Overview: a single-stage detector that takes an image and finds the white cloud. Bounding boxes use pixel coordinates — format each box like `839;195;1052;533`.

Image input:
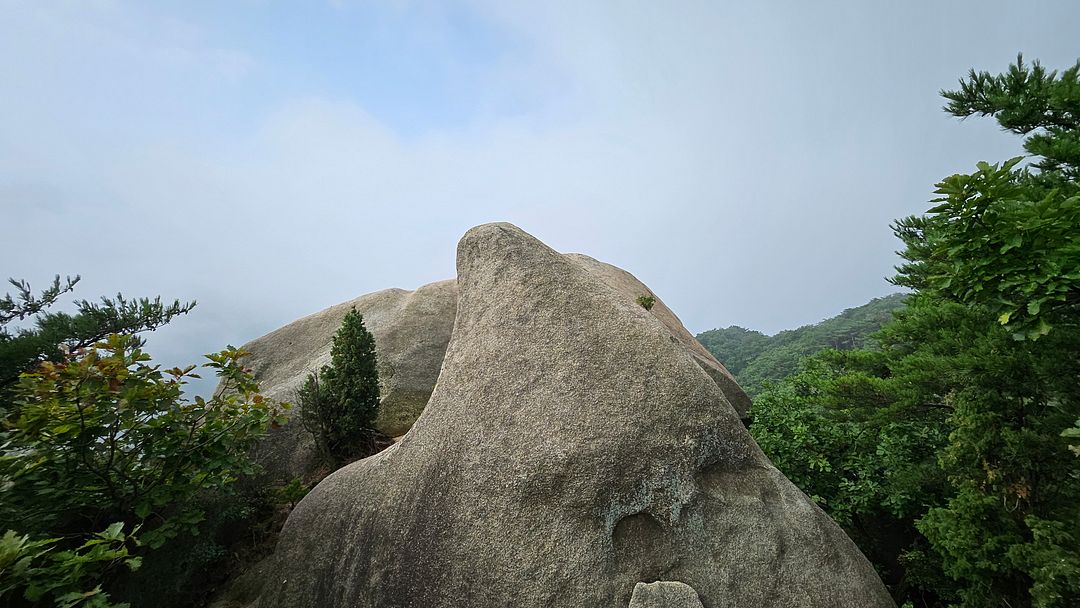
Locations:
4;0;1078;396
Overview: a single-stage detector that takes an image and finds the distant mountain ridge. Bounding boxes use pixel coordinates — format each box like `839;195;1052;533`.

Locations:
697;293;908;397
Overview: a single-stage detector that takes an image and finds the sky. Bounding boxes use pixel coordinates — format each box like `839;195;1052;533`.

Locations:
3;1;1079;396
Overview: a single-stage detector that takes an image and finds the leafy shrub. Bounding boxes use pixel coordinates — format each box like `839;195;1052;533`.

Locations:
110;483;281;608
752;55;1080;608
0;275;193;397
0;523;140;608
0;277;288;606
893;55;1080;339
0;335;288;548
275;478;311;509
635;295;655;310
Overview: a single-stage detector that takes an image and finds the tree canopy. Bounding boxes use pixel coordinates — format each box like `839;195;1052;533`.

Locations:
696;293;906;396
0;278;284;607
0;275;194;397
748;55;1080;608
893;55;1080;339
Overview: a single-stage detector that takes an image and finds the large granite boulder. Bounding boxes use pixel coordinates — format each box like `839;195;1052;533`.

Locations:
253;223;893;607
237;247;749;483
568;254;750;419
232;279;457;479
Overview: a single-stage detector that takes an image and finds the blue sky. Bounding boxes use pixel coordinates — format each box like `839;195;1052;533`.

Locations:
143;2;526;133
3;1;1079;395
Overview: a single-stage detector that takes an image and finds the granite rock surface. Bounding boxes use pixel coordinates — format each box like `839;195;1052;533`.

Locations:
226;279;456;479
252;223;894;608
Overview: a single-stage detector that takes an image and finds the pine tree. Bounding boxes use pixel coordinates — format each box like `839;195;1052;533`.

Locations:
298;307;381;465
893;54;1080;339
1;275;195;408
748;56;1080;608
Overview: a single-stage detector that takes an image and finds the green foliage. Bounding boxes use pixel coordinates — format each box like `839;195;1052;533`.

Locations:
274;478;311;509
892;157;1080;339
752;343;950;523
635;295;655;310
0;276;287;606
752;298;1080;606
110;484;281;608
0;335;288;548
0;523;140;608
941;54;1080;180
750;301;959;604
894;55;1080;339
695;325;771;378
909;316;1080;607
697;293;906;395
0;278;292;606
1009;517;1080;606
0;276;195;398
0;276;79;325
1064;420;1080;456
749;55;1080;608
297;307;380;465
892;58;1080;605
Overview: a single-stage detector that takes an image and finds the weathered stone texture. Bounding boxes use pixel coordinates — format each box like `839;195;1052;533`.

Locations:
627;581;704;608
252;223;894;608
225;279;456;479
237;245;750;482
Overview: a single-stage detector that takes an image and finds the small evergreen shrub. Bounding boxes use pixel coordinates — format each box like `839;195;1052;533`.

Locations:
297;308;381;465
275;478;310;509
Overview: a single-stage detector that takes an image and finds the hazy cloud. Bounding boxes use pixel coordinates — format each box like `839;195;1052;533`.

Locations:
2;1;1078;395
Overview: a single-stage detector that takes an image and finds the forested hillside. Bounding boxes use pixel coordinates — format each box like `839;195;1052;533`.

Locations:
716;57;1080;608
697;293;907;395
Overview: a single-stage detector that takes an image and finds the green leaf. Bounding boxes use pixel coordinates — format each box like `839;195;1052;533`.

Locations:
1031;317;1053;338
1000;234;1023;253
134;502;151;520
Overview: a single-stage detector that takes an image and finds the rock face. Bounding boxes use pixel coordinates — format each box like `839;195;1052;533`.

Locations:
232;279;457;479
568;254;751;419
238;246;749;482
254;223;893;608
628;581;704;608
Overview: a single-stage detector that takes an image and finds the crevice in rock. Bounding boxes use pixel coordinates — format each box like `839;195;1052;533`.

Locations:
612;512;680;604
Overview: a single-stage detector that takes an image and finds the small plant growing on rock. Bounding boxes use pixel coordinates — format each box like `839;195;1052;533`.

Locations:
636;295;656;311
274;478;310;509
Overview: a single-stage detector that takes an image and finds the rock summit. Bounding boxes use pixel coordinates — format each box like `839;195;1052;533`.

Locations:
247;223;893;607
